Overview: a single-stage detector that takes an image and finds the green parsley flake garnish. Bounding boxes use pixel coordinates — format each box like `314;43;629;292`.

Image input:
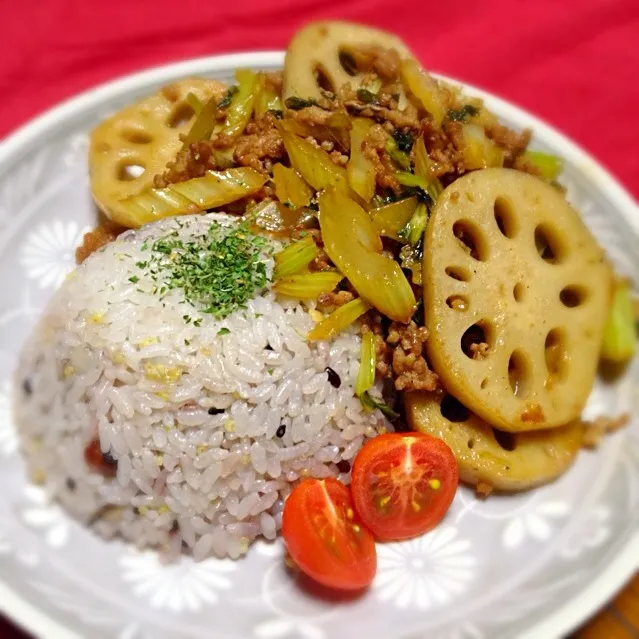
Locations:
146;222;267;322
128;276;139;284
217;328;231;335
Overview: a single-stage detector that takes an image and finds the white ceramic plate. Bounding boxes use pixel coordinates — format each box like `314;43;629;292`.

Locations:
0;52;638;639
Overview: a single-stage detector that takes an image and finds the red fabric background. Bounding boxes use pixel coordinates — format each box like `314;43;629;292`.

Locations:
0;1;637;637
1;0;638;197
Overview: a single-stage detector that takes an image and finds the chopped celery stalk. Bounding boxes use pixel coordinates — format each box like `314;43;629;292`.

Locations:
359;391;399;419
400;59;447;127
222;69;258;138
461;123;504;170
399;202;428;247
282;111;351;152
273;236;318;280
170;168;264;207
248;199;285;232
363;77;383;94
118;168;266;228
254;73;284;116
370;197;418;240
278;122;351;194
319;189;416;322
355;331;376;396
396;171;431;192
186;92;204;114
211;148;235;170
384;138;411;169
272;163;313;209
347;118;376;203
307;297;371;341
273;272;343;300
601;280;637;363
181;94;219;148
522;150;563;181
414;136;444;201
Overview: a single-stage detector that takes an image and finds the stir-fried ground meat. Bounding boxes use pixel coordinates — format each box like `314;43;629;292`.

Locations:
581;414;629;449
513;154;543;178
157;113;282;186
234;114;285;172
290;105;336;127
311;249;332;271
363;317;439;392
349;45;402;81
363;124;401;191
484;122;531;166
155;141;220;187
387;321;439;391
263;71;284;94
346;100;421;130
76;220;125;263
317;290;355;311
421;120;465;177
329;150;349;167
475;481;494;499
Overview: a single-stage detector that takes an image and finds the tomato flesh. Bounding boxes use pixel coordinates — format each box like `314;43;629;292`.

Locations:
351;433;458;541
282;478;377;590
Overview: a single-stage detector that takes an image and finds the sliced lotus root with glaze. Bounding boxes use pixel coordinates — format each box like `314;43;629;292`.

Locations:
424;168;612;431
89;78;227;227
283;21;414;103
404;391;582;492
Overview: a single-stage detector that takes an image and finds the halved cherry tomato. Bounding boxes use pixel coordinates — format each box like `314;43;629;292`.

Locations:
351;433;458;541
282;477;377;590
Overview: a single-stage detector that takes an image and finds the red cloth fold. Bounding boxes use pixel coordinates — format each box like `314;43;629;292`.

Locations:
1;0;637;195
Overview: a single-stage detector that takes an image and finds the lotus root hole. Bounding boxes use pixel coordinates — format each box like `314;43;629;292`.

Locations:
445;265;471;282
117;162;146;181
461;322;492;359
168;102;195;129
545;328;568;381
440;395;470;423
314;65;335;93
446;295;469;311
513;282;526;303
122;129;153;145
493;197;518;238
560;285;587;308
453;220;489;261
492;428;517;451
338;50;358;76
507;350;531;397
534;224;566;264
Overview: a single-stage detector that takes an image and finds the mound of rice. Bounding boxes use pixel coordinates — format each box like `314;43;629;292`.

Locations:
14;213;388;559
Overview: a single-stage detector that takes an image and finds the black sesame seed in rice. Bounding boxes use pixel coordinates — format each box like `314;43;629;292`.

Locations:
336;460;351;473
324;367;341;388
22;378;33;396
208;407;225;415
66;478;76;491
102;450;117;465
276;424;286;438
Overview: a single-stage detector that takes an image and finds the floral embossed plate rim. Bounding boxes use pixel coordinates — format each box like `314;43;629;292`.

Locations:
0;52;637;639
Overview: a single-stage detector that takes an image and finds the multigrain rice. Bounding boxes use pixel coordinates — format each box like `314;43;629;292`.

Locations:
14;214;389;560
